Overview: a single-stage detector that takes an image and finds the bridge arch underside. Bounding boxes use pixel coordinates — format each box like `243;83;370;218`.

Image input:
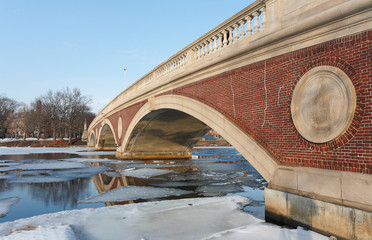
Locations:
118;95;277;182
97;124;116;151
121;109;211;160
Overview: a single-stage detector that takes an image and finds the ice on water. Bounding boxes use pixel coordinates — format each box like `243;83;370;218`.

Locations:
15;161;88;171
0;196;328;240
0;225;77;240
197;184;244;196
79;185;193;203
0;197;19;218
120;168;174;179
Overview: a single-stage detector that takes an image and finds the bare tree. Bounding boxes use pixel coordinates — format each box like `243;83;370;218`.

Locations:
61;88;92;143
0;95;19;138
39;90;64;142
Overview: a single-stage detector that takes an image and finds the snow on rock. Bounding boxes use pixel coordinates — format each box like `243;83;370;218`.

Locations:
79;186;193;203
0;196;328;240
0;197;20;218
120;168;174;179
0;225;76;240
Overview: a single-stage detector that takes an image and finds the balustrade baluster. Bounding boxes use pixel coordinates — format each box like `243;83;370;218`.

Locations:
213;36;218;52
261;7;266;31
239;20;246;38
253;12;260;33
233;24;239;43
228;27;233;45
206;40;211;55
196;46;200;59
223;30;228;47
246;16;252;37
218;33;223;49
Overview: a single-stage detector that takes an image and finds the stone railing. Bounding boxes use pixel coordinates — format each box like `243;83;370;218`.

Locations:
130;0;266;91
192;5;266;61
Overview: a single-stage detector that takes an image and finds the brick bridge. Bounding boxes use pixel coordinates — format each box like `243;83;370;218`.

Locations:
88;0;372;238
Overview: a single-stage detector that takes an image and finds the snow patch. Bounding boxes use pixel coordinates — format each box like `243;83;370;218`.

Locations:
202;224;327;240
0;225;76;240
0;196;328;240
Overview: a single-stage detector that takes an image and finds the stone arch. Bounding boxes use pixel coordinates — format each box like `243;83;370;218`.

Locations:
97;119;117;151
118;95;278;182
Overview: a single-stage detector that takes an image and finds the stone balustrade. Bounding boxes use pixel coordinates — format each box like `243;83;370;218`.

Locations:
193;7;265;60
133;0;266;90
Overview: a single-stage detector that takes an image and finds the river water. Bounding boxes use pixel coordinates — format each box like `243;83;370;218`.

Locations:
0;146;266;223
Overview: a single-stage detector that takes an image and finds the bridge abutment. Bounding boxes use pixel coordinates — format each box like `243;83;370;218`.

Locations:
264;188;372;240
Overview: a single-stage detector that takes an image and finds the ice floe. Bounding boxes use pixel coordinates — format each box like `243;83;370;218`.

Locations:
6;176;72;184
196;185;244;196
0;196;327;240
0;225;77;240
14;161;89;171
0;197;20;218
79;185;193;203
120;168;174;179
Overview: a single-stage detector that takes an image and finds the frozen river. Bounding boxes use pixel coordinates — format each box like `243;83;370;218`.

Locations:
0;146;327;239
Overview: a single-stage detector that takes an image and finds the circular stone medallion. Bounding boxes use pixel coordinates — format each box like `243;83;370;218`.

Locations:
291;66;356;143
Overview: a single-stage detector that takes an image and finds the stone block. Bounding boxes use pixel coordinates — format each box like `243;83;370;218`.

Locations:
264;188;287;218
287;193;313;227
311;200;354;240
355;209;372;240
342;172;372;207
271;168;298;191
297;169;341;200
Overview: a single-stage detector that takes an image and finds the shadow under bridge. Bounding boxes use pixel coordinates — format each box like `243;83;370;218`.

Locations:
118;109;211;159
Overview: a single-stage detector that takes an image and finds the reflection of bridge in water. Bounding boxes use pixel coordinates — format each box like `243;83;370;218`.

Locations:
89;150;265;207
90;161;199;206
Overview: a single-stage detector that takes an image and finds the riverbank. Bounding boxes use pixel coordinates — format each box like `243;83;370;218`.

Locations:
0;138;230;148
0;138;86;148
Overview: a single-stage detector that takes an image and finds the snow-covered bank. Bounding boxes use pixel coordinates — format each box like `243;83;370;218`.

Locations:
0;147;112;156
0;196;327;240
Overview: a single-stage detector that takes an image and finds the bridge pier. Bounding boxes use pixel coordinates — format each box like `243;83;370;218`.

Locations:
116;150;192;160
264;188;372;240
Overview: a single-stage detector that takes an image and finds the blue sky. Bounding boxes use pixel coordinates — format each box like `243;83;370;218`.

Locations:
0;0;254;113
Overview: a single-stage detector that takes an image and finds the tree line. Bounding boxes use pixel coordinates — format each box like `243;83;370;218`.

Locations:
0;88;95;143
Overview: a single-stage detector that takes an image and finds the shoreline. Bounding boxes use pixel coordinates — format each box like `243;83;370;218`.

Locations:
0;139;231;148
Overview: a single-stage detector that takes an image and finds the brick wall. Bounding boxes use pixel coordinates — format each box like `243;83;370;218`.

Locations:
166;30;372;174
100;30;371;174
